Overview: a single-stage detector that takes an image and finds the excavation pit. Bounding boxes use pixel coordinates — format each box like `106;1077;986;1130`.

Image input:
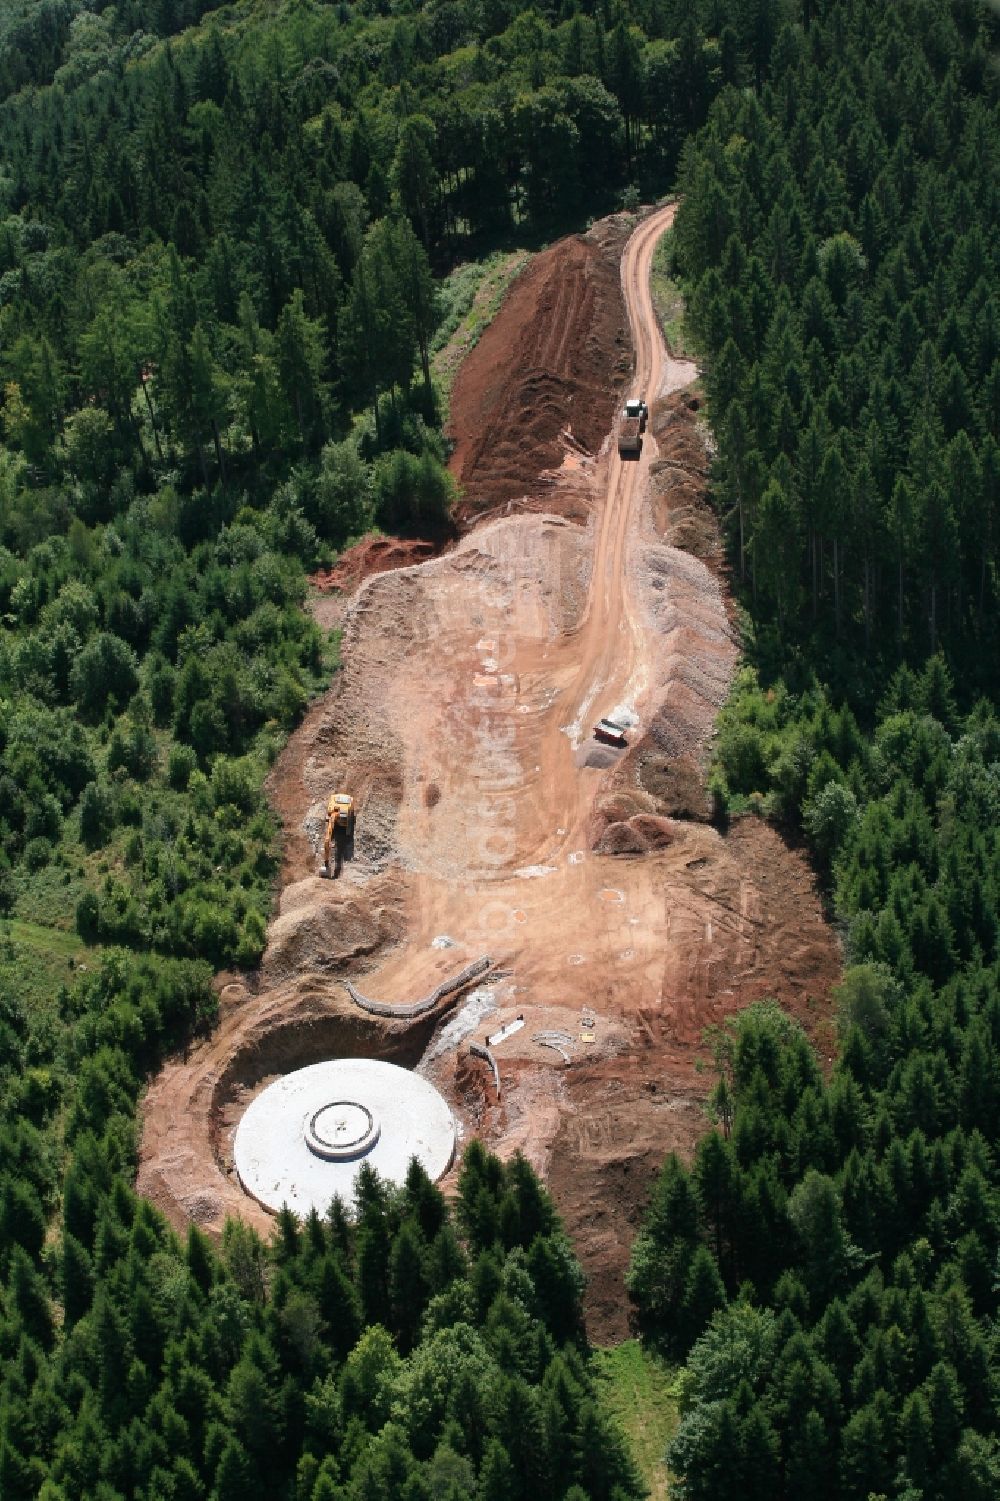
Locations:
234;1058;456;1217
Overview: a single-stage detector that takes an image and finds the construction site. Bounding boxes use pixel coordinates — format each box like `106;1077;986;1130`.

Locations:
138;204;841;1343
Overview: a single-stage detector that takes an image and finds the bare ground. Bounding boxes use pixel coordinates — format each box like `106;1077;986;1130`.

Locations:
448;217;633;519
138;207;841;1344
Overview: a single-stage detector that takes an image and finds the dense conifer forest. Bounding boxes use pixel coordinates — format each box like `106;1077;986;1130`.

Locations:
627;2;1000;1497
0;0;997;1496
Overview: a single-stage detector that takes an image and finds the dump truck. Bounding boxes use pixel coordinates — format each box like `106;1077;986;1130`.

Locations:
322;792;356;878
593;718;628;748
617;396;647;457
618;417;642;457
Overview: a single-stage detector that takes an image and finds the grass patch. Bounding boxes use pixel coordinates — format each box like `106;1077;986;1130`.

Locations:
12;858;86;929
2;919;83;958
0;917;95;1014
431;248;531;408
591;1340;678;1500
322;625;343;673
650;231;694;360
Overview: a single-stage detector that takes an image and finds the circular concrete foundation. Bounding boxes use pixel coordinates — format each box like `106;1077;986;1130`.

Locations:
234;1059;456;1217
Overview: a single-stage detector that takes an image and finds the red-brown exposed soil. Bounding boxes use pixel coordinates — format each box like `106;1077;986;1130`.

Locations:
448;219;632;518
311;535;439;593
138;207;841;1347
544;816;838;1339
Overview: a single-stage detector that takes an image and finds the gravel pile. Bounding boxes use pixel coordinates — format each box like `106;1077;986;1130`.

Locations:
635;541;737;761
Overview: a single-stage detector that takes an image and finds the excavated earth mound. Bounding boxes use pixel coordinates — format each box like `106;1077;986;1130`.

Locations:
312;536;438;594
648;389;726;573
448;220;632;515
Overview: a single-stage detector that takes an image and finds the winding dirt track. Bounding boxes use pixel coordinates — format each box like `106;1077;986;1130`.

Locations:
139;208;839;1335
553;207;693;840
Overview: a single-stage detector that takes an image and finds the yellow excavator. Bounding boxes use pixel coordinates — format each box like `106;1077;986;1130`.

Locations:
322;792;356;878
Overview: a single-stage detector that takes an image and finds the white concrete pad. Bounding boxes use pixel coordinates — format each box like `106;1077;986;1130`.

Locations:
234;1058;456;1218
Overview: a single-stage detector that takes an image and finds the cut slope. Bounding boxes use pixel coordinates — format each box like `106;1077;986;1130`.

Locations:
448;222;632;513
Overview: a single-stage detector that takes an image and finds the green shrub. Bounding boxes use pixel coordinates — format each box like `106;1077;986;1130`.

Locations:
25;793;62;842
167;744;197;792
107;720;157;782
145;655;176;727
117;785;142;827
236;909;267;968
76;890;100;941
211;758;259;815
717;723;769;795
708;771;729;825
373;448;455;533
69;631;140;719
79;781;115;850
23;836;52;871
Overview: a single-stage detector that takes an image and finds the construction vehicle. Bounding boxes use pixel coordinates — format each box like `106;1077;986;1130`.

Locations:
322;793;356;878
617;396;647;458
593;718;628;748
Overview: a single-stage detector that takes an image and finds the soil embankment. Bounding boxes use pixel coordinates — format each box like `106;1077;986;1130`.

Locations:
138;207;840;1343
448;219;632;518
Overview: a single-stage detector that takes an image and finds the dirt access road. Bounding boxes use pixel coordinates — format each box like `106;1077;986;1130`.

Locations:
139;206;840;1340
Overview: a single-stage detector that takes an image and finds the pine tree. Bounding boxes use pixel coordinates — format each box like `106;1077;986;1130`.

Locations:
391;116;437;249
186;1224;214;1294
389;1219;430;1351
0;1178;45;1265
839;1396;893;1501
276;290;327;452
212;1438;254;1501
680;1246;726;1349
8;1245;53;1349
60;1231;94;1328
900;1388;934;1493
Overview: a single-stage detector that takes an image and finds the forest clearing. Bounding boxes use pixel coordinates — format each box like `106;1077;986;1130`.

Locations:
138;204;841;1341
